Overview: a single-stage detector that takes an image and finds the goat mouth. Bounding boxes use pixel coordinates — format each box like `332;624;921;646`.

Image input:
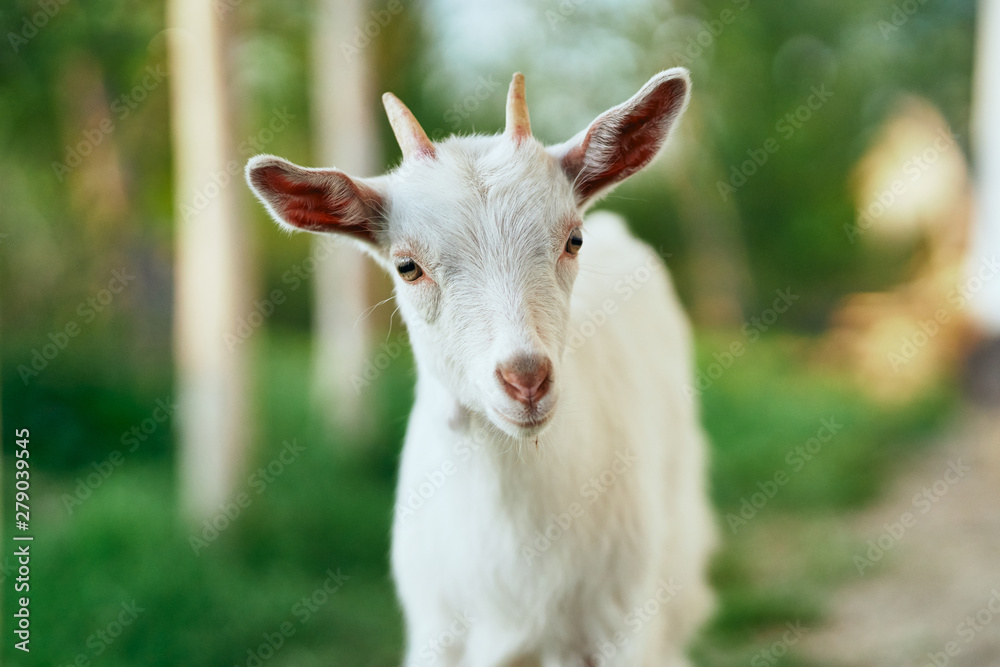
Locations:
490;406;554;434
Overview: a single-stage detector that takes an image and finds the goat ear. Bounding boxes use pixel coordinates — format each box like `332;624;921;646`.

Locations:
550;68;691;207
245;154;385;246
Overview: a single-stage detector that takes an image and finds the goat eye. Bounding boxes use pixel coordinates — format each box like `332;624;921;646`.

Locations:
395;257;424;282
565;228;583;256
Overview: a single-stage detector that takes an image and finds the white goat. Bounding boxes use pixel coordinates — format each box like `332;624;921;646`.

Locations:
246;69;715;667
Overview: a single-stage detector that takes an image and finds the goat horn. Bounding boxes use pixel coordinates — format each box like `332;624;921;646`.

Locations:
505;72;531;143
382;92;436;161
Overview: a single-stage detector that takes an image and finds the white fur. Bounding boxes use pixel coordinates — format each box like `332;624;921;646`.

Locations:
246;69;715;666
391;205;715;666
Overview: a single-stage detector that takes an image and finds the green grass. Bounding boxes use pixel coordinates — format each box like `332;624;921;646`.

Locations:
3;329;955;666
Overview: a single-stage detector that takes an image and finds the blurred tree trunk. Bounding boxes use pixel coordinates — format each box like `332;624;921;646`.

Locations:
310;0;380;440
966;0;1000;402
168;0;252;517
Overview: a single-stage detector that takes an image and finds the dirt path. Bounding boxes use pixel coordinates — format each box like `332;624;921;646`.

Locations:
801;407;1000;666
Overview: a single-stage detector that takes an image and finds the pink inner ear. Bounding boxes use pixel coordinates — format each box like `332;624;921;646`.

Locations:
253;165;377;241
570;76;687;203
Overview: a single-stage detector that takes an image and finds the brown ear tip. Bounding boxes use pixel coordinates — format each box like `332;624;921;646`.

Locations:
666;76;688;93
652;70;691;109
246;158;271;184
662;69;691;91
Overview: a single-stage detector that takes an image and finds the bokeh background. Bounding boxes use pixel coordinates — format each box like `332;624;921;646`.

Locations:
3;0;999;665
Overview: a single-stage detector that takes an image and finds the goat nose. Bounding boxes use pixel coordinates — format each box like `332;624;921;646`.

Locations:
498;355;552;404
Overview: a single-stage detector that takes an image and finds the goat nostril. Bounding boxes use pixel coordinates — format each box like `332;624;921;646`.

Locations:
497;356;552;404
501;370;544;397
